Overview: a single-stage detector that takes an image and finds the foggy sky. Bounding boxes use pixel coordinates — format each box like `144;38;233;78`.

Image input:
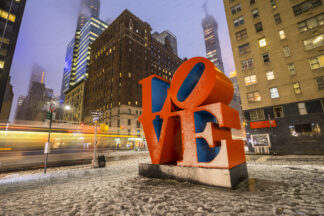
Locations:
9;0;235;121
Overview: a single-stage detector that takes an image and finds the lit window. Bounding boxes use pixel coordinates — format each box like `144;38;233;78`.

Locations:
255;22;263;32
278;30;286;40
128;101;131;105
241;58;254;70
273;106;284;118
247;91;261;103
244;75;257;86
266;70;275;80
293;82;302;94
233;16;244;27
128;72;131;78
303;34;324;50
315;76;324;89
309;55;324;70
270;0;277;9
298;103;307;115
262;53;270;63
274;13;281;24
250;109;265;121
119;72;122;77
270;87;279;98
0;60;4;69
288;63;296;75
135;101;138;105
283;46;291;57
251;9;259;18
259;38;266;47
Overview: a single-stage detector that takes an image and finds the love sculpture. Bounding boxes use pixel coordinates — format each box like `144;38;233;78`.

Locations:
138;57;248;188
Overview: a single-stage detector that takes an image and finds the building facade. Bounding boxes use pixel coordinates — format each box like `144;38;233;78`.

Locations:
202;3;224;72
60;0;102;102
0;0;26;111
0;76;13;122
83;10;183;141
152;30;178;55
224;0;324;154
62;17;107;123
63;80;85;123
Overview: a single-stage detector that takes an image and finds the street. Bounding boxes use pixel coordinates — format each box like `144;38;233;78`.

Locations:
0;156;323;215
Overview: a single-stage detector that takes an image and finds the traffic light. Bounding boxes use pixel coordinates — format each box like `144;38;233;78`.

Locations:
46;111;52;120
100;124;109;132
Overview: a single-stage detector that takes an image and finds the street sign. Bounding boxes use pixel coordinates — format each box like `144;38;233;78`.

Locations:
93;117;99;122
46;111;52;120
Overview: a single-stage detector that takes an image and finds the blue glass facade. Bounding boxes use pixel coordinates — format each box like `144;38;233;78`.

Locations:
60;38;75;100
73;16;108;85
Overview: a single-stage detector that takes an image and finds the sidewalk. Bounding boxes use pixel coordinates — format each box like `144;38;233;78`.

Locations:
246;154;324;165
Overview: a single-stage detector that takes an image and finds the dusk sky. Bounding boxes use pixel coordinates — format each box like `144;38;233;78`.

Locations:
9;0;235;121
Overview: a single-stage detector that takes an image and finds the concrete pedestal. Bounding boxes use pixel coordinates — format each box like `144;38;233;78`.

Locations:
139;163;248;188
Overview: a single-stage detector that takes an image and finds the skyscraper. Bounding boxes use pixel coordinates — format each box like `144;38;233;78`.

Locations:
63;17;107;123
223;0;324;154
29;63;45;90
202;2;224;72
60;0;101;102
0;0;26;111
152;30;178;55
76;0;100;30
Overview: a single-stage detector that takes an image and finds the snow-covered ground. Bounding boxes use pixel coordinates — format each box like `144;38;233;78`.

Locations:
0;157;324;215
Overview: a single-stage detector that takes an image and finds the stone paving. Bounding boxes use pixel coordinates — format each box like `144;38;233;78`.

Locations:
0;157;323;215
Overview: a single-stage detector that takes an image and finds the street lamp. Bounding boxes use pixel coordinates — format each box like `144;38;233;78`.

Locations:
64;105;71;110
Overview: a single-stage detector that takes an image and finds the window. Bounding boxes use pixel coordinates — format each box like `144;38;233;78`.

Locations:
241;58;254;70
293;0;322;16
250;109;265;121
244;75;257;86
303;34;324;50
274;13;281;24
0;37;10;44
315;76;324;89
234;16;244;27
229;0;235;3
262;53;270;63
117;119;120;127
235;29;248;41
288;63;296;75
309;55;324;69
321;100;324;111
0;60;4;69
293;82;302;94
255;22;263;32
231;4;242;14
297;13;324;32
270;0;277;9
252;9;259;18
128;109;131;114
250;0;256;5
238;43;250;55
259;38;266;47
247;91;261;102
278;30;286;40
283;46;291;57
270;87;279;98
298;102;307;115
0;9;16;22
273;106;284;118
295;124;312;132
128;119;131;125
266;70;275;80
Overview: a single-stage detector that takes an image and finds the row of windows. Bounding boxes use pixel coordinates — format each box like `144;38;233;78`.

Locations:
230;0;277;9
0;9;16;22
247;77;324;103
250;100;324;121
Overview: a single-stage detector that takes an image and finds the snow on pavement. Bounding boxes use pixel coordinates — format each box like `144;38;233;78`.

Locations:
0;158;324;215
